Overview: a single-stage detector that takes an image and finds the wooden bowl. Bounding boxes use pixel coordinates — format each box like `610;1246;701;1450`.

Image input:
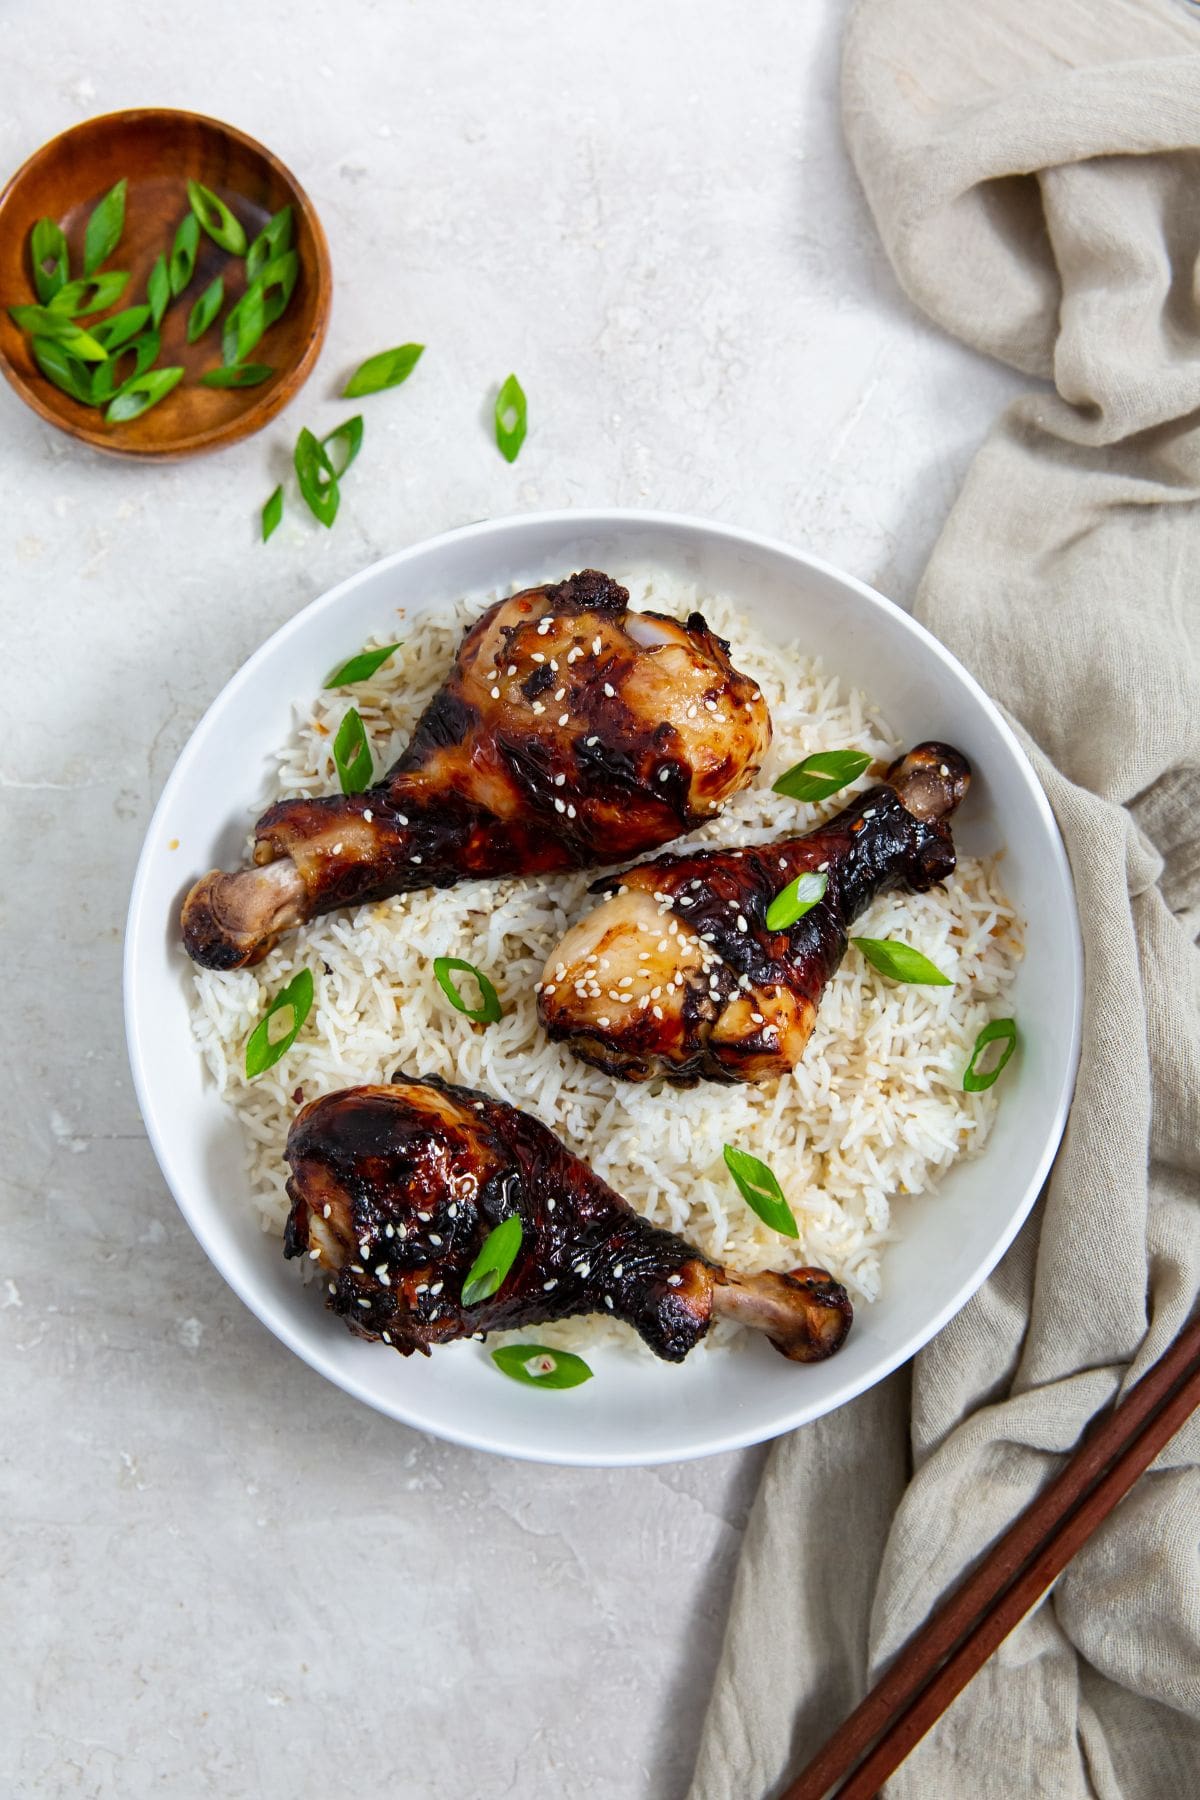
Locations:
0;109;332;459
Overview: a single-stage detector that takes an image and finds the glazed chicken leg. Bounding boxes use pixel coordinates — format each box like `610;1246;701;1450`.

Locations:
284;1077;852;1364
182;570;771;969
538;742;970;1084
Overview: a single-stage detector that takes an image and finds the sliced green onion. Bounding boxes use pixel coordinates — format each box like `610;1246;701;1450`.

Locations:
491;1344;593;1389
90;305;151;351
104;366;184;424
257;249;299;326
333;706;373;793
187;179;247;255
433;956;502;1024
494;373;527;462
852;937;951;986
186;274;224;343
324;643;401;687
82;178;127;276
9;306;108;360
221;251;298;365
246;204;294;284
461;1216;523;1308
294;426;340;527
90;330;161;405
30;218;68;304
30;337;93;403
146;253;171;327
772;749;873;804
200;363;274;388
765;869;828;932
321;414;363;478
168;213;200;297
963;1018;1018;1092
343;342;424;398
244;968;314;1078
261;484;283;542
48;272;129;317
722;1144;799;1238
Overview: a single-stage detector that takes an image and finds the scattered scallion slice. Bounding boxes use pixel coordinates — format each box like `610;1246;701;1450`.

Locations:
9;306;108;360
461;1216;523;1307
186;179;247;255
332;706;373;793
495;372;527;462
963;1018;1018;1092
200;363;274;388
48;272;129;316
772;749;873;804
90;330;161;405
261;484;283;542
294;426;340;527
722;1144;799;1238
244;968;314;1078
168;213;200;297
146;253;171;326
186;274;224;344
104;366;184;424
343;342;424;398
491;1344;593;1389
433;956;503;1024
221;281;266;367
851;937;951;986
82;178;127;276
31;337;92;403
90;305;152;351
30;218;68;304
257;249;299;326
324;643;401;687
246;204;294;284
765;869;828;932
321;414;363;478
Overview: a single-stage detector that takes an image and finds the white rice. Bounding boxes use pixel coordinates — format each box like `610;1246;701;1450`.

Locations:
189;580;1022;1356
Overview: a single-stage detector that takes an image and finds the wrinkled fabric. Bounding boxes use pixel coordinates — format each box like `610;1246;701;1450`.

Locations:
690;3;1200;1795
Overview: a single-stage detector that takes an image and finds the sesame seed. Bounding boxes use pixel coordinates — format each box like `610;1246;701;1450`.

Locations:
447;1203;458;1218
350;1263;364;1275
549;659;559;672
659;768;670;782
384;1222;394;1236
491;686;501;699
415;1282;428;1294
363;809;374;823
543;984;556;996
507;664;517;676
554;798;566;812
940;763;950;776
603;683;616;698
613;1263;624;1277
592;635;602;654
532;652;545;663
652;1005;664;1019
532;701;545;714
327;1282;336;1294
356;1299;371;1309
308;1248;321;1261
605;1295;614;1309
574;1261;591;1278
543;1279;558;1291
377;1267;391;1286
558;713;569;726
429;1234;443;1247
538;619;552;635
397;813;409;825
667;1273;682;1287
566;804;576;818
382;1331;392;1344
411;853;422;864
818;861;829;872
863;808;876;819
323;1204;332;1219
430;1281;443;1295
554;772;566;787
555;687;566;700
597;1015;611;1027
737;914;748;932
585;735;599;746
331;842;343;855
417;1212;431;1221
548;1198;556;1212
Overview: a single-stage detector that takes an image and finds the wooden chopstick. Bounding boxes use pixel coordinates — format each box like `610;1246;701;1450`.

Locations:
779;1309;1200;1800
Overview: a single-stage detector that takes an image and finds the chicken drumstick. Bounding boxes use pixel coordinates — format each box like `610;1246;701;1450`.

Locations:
537;742;970;1084
182;570;771;969
284;1077;852;1364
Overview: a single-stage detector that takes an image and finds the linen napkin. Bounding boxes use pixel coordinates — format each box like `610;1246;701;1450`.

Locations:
689;3;1200;1795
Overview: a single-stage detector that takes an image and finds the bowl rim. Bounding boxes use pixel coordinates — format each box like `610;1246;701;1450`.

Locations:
0;106;332;460
124;508;1083;1465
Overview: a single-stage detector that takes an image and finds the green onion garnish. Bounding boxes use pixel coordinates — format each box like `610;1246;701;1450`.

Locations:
491;1344;593;1389
186;179;247;255
169;213;200;297
261;485;283;542
48;271;129;317
494;372;527;462
221;282;266;367
461;1216;523;1307
294;426;340;527
333;706;373;793
321;415;364;479
90;305;152;352
258;249;299;326
772;749;873;804
246;205;294;284
30;337;92;403
186;275;225;344
963;1018;1017;1092
30;218;68;304
9;306;108;360
343;343;424;398
852;937;951;986
433;956;503;1024
146;253;171;326
104;366;184;424
82;178;127;276
722;1145;799;1238
324;643;401;687
200;363;274;389
765;869;828;932
244;968;314;1078
90;330;161;405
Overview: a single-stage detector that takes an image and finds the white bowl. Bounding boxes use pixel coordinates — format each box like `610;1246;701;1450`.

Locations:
124;510;1082;1467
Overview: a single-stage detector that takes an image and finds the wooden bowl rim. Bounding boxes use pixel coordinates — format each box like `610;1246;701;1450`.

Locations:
0;106;332;460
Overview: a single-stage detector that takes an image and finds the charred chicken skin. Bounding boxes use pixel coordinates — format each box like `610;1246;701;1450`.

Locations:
284;1077;852;1364
182;570;771;970
538;743;970;1085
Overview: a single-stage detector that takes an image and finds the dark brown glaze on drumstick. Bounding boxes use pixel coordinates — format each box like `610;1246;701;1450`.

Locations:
283;1077;852;1364
537;743;970;1085
181;570;771;969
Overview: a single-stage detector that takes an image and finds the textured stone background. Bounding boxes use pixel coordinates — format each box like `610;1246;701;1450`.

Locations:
0;4;1024;1795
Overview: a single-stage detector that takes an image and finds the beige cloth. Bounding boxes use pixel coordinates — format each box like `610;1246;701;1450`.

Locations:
689;3;1200;1796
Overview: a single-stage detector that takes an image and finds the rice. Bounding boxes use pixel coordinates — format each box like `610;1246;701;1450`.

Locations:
189;578;1022;1357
